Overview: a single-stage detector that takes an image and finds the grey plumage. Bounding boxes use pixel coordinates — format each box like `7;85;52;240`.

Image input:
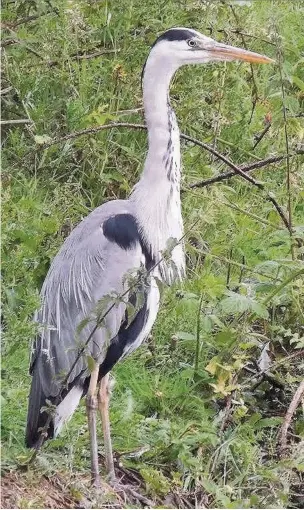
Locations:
26;200;157;446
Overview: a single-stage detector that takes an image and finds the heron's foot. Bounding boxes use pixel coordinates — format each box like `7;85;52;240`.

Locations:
105;468;116;485
109;479;153;507
91;473;101;488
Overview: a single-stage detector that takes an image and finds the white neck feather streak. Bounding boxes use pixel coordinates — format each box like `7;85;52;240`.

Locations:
130;45;185;282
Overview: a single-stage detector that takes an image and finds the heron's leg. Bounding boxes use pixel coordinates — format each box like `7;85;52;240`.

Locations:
86;365;100;487
98;373;115;481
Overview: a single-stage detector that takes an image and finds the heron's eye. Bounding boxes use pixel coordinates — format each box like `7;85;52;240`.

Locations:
187;39;197;48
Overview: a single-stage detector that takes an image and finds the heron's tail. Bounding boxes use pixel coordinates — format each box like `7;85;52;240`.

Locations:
25;367;83;448
25;366;54;448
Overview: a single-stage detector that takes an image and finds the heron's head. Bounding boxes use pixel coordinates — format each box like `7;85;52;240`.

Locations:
148;27;273;69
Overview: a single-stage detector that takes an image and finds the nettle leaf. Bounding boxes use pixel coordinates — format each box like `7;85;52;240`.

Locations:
205;356;220;375
214;328;237;347
86;355;96;374
220;292;251;314
292;75;304;92
290;334;304;349
125;302;136;327
140;468;170;497
220;291;269;318
251;301;269;319
76;316;92;336
254;417;283;430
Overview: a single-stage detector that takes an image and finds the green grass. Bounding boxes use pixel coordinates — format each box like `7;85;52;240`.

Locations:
2;0;304;508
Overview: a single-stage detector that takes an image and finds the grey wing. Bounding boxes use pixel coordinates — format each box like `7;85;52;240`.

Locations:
30;200;145;398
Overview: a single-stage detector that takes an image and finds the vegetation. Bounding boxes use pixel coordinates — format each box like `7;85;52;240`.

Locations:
2;0;304;507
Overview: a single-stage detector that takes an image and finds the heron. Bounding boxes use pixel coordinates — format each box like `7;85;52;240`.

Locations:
26;27;272;486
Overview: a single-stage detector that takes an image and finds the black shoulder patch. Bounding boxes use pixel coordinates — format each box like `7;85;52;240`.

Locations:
103;213;140;250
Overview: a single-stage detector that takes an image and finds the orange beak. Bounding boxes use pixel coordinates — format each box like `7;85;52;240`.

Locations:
207;42;274;64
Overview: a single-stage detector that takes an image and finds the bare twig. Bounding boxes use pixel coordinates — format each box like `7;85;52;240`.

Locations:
214;28;275;46
226;248;233;288
212;62;227;159
0;37;17;47
219;392;234;433
115;107;144;116
4;9;58;29
279;380;304;453
40;121;236;172
41;122;146;148
275;30;295;259
46;48;119;67
188;150;304;188
194;293;204;375
252;122;271;149
0;118;33;125
182;134;293;236
0;86;13;95
1;28;44;59
228;3;259;124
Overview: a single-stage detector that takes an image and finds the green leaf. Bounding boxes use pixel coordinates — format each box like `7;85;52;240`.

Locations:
292;75;304;91
251;301;269;319
175;331;195;341
86;355;96;374
140;468;170;497
254;417;283;430
220;291;251;314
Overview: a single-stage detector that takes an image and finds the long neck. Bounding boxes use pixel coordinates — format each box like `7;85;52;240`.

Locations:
130;52;185;281
142;57;180;182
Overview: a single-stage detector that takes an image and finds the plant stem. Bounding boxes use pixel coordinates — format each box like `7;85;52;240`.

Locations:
194;293;204;375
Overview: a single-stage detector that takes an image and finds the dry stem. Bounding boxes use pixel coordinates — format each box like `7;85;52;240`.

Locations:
279;380;304;454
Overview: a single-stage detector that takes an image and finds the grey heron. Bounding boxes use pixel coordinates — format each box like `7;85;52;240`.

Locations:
26;27;272;485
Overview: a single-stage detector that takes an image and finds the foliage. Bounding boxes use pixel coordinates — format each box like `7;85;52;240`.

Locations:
1;0;304;508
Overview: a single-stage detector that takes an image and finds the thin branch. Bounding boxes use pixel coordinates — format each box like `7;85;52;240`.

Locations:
1;118;33;125
188;150;304;188
46;48;119;68
212;62;227;159
182;134;293;236
2;26;118;65
279;380;304;453
194;293;204;375
275;30;295;259
220;199;285;230
115;107;144;116
228;3;259;124
1;30;43;59
41;122;146;148
4;9;58;29
252;122;271;150
0;86;13;95
215;28;276;46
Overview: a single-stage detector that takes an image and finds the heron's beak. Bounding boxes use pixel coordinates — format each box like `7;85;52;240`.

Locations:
206;42;274;64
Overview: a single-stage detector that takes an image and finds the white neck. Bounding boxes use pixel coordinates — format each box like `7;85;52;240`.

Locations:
130;49;185;282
